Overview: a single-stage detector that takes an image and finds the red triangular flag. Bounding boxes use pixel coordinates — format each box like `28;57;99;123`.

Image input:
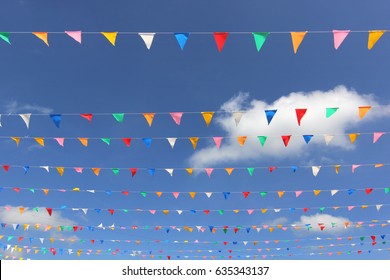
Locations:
80;114;93;122
46;208;53;216
3;165;10;172
130;168;137;177
108;209;115;215
243;192;250;198
295;109;307;126
213;32;229;52
281;135;292;147
122;138;131;147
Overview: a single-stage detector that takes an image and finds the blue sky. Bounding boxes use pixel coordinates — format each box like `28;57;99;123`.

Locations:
0;0;389;260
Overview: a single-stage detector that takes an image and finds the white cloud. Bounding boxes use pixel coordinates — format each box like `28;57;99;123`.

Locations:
294;213;351;234
4;101;53;114
189;86;389;167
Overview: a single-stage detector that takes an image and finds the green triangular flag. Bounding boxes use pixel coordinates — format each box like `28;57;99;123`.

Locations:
247;167;255;176
253;32;269;52
33;207;39;212
360;237;365;241
123;209;128;213
29;188;35;193
326;107;339;118
0;32;11;44
140;192;147;197
66;226;72;231
101;138;111;145
258;136;267;147
331;222;336;227
260;192;267;197
319;207;325;213
112;168;120;175
385;188;390;194
218;210;224;215
59;226;64;231
112;113;124;123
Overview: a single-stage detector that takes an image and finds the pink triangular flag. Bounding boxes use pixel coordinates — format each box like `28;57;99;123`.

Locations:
373;132;385;143
213;137;223;148
74;167;83;173
352;164;361;173
333;30;350;50
247;209;254;215
54;138;64;147
172;192;180;199
65;31;82;44
347;206;355;211
205;168;214;177
295;191;303;198
149;210;156;214
170;112;183;125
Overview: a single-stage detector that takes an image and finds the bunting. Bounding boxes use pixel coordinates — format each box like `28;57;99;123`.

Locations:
139;33;155;49
332;30;350;49
368;30;386;50
65;31;82;44
253;32;269;52
290;31;307;53
175;33;189;50
0;32;11;44
32;32;49;46
101;32;118;46
213;32;229;52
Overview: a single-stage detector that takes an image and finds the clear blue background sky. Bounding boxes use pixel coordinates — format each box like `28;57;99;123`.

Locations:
0;0;389;260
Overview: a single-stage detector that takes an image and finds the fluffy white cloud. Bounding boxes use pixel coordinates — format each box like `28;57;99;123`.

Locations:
4;101;53;114
189;85;388;167
294;213;351;234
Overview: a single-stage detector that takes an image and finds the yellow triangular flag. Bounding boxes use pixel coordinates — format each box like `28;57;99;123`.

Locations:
92;168;101;176
335;165;341;174
201;112;214;126
358;106;372;119
32;32;49;46
162;210;170;215
368;30;385;50
237;136;247;146
186;168;193;176
225;168;234;175
11;137;20;146
78;138;88;147
189;137;199;150
290;31;307;54
143;113;155;127
313;190;321;196
34;137;44;147
101;32;118;46
261;209;268;213
349;133;359;144
56;167;64;176
189;192;196;199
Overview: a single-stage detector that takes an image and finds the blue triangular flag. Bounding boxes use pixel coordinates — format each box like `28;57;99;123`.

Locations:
347;189;356;195
100;240;104;244
148;168;155;175
190;210;196;214
265;110;277;125
174;33;189;50
60;205;67;209
59;248;64;255
381;235;385;239
29;238;33;243
223;192;230;200
233;241;237;245
95;208;101;214
0;187;3;192
290;208;295;212
209;226;214;232
142;138;152;148
291;166;298;172
105;190;112;195
303;135;313;144
166;228;170;233
246;227;251;233
50;114;62;128
23;166;29;174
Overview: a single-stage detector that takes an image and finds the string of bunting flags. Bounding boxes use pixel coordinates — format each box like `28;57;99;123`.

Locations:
4;131;387;149
2;219;388;234
1;162;387;176
3;185;389;198
0;30;388;52
0;105;380;128
6;203;389;217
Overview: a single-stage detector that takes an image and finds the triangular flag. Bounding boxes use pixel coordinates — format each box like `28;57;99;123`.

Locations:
368;30;386;50
32;32;49;46
167;138;177;149
139;33;155;49
253;32;269;52
122;138;131;147
54;138;64;147
78;138;88;147
112;168;120;175
281;135;291;147
201;112;214;126
223;192;230;200
11;137;20;146
295;191;303;198
247;167;254;176
324;134;334;145
56;167;64;176
277;191;285;198
91;168;100;176
303;135;313;144
34;138;44;147
174;33;189;50
258;136;267;147
331;190;339;196
213;32;229;52
143;113;155;126
112;113;124;123
205;168;213;177
40;166;49;172
335;165;341;174
186;168;193;176
352;164;360;173
142;138;152;148
326;107;339;118
295;109;307;126
0;32;11;44
349;133;359;144
101;32;118;46
165;168;174;176
358;106;371;119
237;136;247;146
46;208;53;216
189;137;199;149
172;192;180;199
205;192;213;198
130;168;137;177
313;190;321;196
373;132;384;143
290;31;307;54
189;192;196;199
232;112;244;126
101;138;110;145
264;110;277;125
225;168;234;175
19;114;31;128
80;114;93;122
170;112;183;125
65;31;82;44
332;30;350;50
312;166;321;177
213;137;223;148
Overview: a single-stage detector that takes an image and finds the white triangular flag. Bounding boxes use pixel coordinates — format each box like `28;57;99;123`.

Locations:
324;134;334;145
6;245;11;251
167;138;177;149
256;228;261;232
39;238;44;244
139;33;155;49
376;204;383;211
196;226;202;231
205;192;213;198
312;166;321;177
274;208;281;212
176;210;183;215
68;249;73;254
243;241;248;245
19;114;31;129
97;223;103;228
86;190;95;193
0;114;2;127
12;224;18;230
165;168;174;176
40;166;50;172
82;209;88;215
232;112;244;126
331;190;339;196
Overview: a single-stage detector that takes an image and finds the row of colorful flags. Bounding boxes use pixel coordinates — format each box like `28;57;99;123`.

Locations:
0;163;387;176
0;106;375;128
0;30;387;52
4;132;387;148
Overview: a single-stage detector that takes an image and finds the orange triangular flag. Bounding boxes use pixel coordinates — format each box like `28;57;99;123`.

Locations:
32;32;49;46
368;30;386;50
335;165;341;174
143;113;155;127
290;31;307;53
92;168;101;176
189;192;196;199
189;137;199;150
19;207;24;214
42;189;49;195
225;168;234;175
186;168;193;176
237;136;247;146
277;191;285;198
313;190;321;196
155;192;163;197
56;167;64;176
358;106;371;119
349;133;359;144
11;137;20;146
34;137;44;147
101;32;118;46
78;138;88;147
201;112;214;126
